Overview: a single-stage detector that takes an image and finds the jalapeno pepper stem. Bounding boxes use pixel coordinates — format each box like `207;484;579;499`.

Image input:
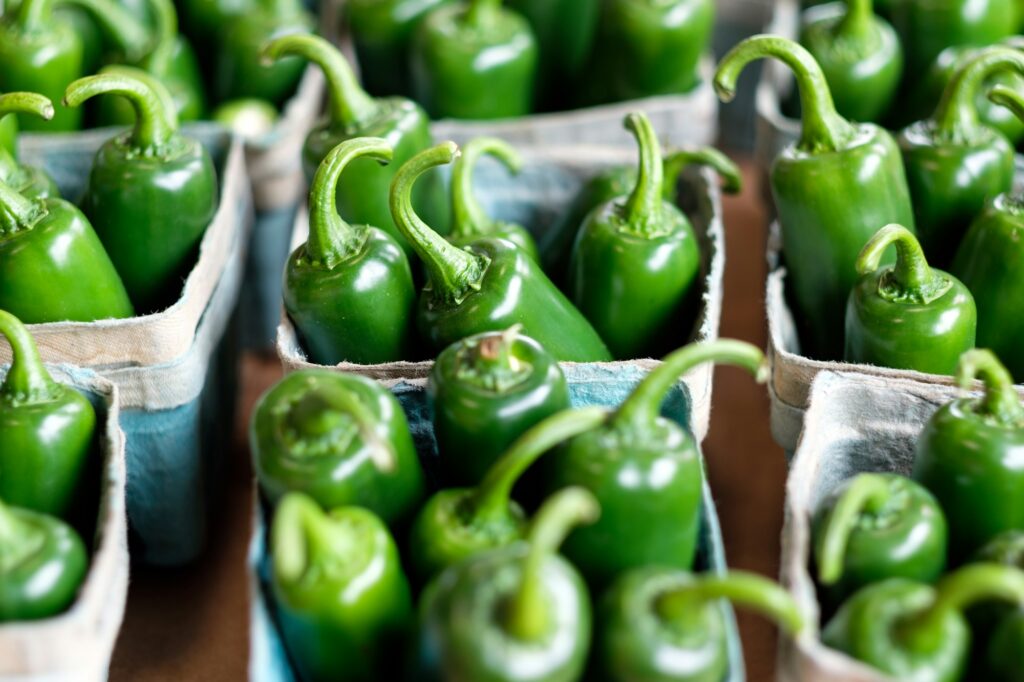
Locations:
466;0;502;25
836;0;874;38
469;407;608;523
856;224;947;302
505;487;599;641
0;93;54;176
816;473;893;585
302;383;397;472
0;309;59;403
663;147;743;197
656;571;806;635
307;138;393;267
144;0;180;73
61;0;151;60
450;137;522;240
714;35;855;154
956;349;1024;425
933;47;1024;142
613;340;767;431
454;326;531;392
0;181;46;235
63;72;177;150
390;142;489;306
989;83;1024;127
620;112;665;236
272;493;355;585
261;34;378;129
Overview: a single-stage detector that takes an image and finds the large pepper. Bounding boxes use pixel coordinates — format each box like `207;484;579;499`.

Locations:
417;487;597;682
913;349;1024;561
262;34;447;258
595;569;804;682
798;0;903;123
568;112;702;361
410;0;538;120
390;142;613;362
66;69;218;315
0;311;95;518
447;137;539;261
251;370;425;525
715;36;915;360
0;93;60;200
823;563;1024;681
283;138;416;366
0;498;87;622
409;405;602;582
546;340;767;588
972;532;1024;681
812;472;947;609
845;224;976;374
270;492;413;682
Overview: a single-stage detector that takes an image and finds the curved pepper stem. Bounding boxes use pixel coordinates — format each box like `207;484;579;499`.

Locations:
272;493;355;585
0;93;54;172
856;224;948;303
307;138;393;267
390;142;488;306
262;34;378;129
466;0;502;25
450;137;522;240
622;112;665;236
816;473;893;585
505;487;599;641
453;325;530;392
143;0;180;73
663;147;743;197
933;47;1024;142
0;181;45;236
835;0;874;38
613;340;768;432
956;349;1024;426
989;83;1024;124
714;35;855;154
18;0;151;60
63;71;178;150
0;309;59;404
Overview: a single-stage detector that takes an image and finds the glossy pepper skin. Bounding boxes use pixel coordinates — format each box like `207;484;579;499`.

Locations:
823;564;1024;681
409;405;603;582
390;142;613;362
270;493;413;682
547;340;768;589
429;327;570;488
447;137;539;261
417;487;597;682
897;48;1023;268
410;0;538;120
262;34;447;259
569;113;701;361
283;138;416;366
595;569;804;682
798;0;902;123
913;350;1024;562
251;370;425;525
0;311;95;518
0;94;59;200
845;225;976;374
811;472;947;610
0;499;87;622
66;70;218;315
715;36;915;360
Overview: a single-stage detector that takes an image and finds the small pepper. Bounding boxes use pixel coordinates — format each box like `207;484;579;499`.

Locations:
0;310;96;519
251;370;425;525
66;69;219;314
270;492;413;682
410;0;539;120
971;532;1024;681
447;137;539;262
0;498;87;622
845;224;976;374
913;349;1024;561
823;563;1024;681
546;340;768;588
595;568;805;682
715;36;915;360
210;98;278;140
568;112;702;360
812;473;947;610
798;0;903;123
283;138;416;366
390;142;613;362
417;487;597;682
0;93;60;200
409;405;603;582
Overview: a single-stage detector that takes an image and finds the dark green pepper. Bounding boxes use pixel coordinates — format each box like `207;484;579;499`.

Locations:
798;0;903;123
913;349;1024;562
417;487;597;682
0;498;87;622
270;492;413;682
715;36;915;360
595;568;805;682
66;69;218;314
283;138;416;366
971;532;1024;681
568;112;701;360
546;340;767;589
845;224;976;374
0;93;59;200
390;142;613;361
251;370;425;525
0;310;96;518
410;0;538;120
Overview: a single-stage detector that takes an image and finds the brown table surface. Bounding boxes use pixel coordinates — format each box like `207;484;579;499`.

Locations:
108;159;785;681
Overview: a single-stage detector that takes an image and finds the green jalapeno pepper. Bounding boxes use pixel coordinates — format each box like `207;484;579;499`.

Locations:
0;93;59;200
970;532;1024;681
210;98;278;140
